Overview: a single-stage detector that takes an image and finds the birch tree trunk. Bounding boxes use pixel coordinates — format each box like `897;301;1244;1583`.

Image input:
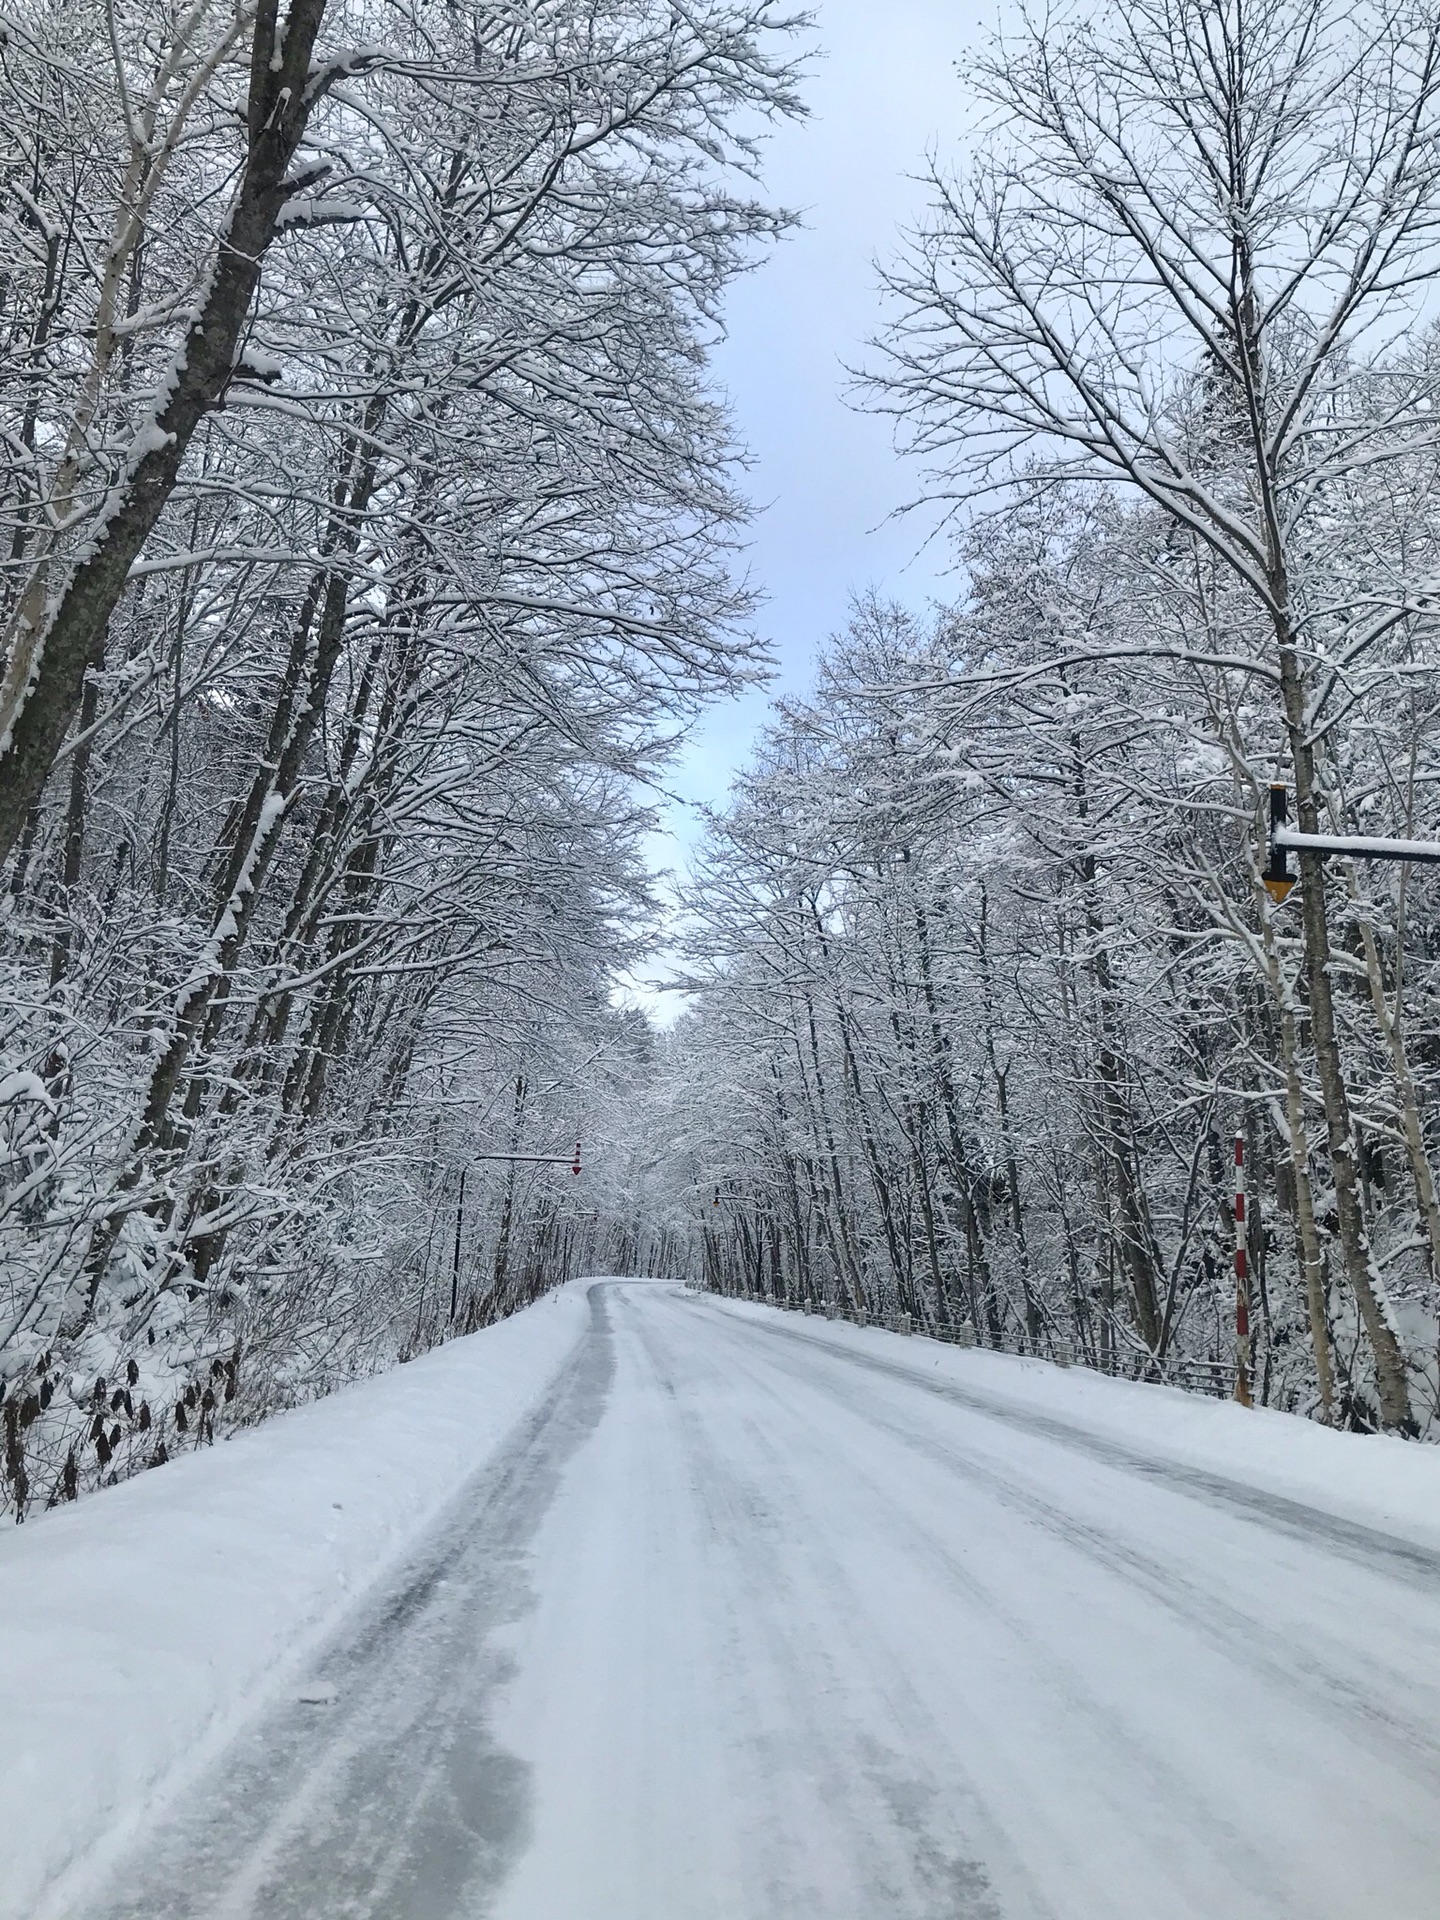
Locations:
1277;639;1413;1428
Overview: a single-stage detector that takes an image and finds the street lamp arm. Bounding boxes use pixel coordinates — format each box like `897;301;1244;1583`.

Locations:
471;1153;577;1164
467;1139;583;1174
1264;784;1440;904
1274;826;1440;865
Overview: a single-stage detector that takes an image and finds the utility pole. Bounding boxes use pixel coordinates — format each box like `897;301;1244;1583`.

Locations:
443;1146;579;1330
1260;782;1440;1412
1233;1132;1252;1407
450;1167;466;1324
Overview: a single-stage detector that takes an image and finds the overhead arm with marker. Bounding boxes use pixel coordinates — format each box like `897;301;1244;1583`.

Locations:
472;1140;582;1174
1264;783;1440;901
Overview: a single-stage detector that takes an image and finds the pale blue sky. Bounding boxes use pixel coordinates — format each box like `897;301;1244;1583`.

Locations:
625;0;994;1015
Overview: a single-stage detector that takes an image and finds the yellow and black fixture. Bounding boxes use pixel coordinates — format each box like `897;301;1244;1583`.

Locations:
1263;781;1440;894
1263;784;1296;904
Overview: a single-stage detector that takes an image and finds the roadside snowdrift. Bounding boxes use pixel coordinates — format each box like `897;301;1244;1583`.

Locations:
0;1282;592;1920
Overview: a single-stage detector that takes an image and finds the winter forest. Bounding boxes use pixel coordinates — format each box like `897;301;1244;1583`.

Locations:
9;0;1440;1521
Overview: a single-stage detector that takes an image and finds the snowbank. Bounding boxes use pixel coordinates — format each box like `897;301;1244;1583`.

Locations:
0;1282;593;1920
708;1296;1440;1554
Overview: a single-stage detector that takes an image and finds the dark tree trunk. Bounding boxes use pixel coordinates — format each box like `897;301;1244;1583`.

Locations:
0;0;334;866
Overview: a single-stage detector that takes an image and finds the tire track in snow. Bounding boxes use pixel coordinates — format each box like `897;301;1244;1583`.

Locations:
657;1294;1310;1918
718;1301;1440;1785
610;1285;1039;1920
700;1300;1440;1583
71;1288;616;1920
667;1290;1440;1917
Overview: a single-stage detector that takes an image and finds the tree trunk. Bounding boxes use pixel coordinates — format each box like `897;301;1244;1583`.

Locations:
1278;637;1412;1429
47;625;104;988
0;0;334;866
1344;873;1440;1290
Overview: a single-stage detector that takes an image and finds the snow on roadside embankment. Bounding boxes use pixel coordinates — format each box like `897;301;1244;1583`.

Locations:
705;1294;1440;1555
0;1282;593;1920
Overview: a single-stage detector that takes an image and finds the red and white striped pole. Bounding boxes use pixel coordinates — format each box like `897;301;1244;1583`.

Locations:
1234;1130;1253;1407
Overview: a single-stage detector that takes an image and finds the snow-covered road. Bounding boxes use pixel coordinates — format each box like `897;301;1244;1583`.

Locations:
71;1282;1440;1918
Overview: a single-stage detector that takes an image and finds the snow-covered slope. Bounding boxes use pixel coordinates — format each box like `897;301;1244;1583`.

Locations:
0;1283;591;1920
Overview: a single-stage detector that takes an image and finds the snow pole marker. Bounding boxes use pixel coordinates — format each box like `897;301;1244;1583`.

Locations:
1234;1131;1252;1407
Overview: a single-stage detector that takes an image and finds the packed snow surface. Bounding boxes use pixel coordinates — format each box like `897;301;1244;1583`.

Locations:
7;1280;1440;1918
0;1281;592;1920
